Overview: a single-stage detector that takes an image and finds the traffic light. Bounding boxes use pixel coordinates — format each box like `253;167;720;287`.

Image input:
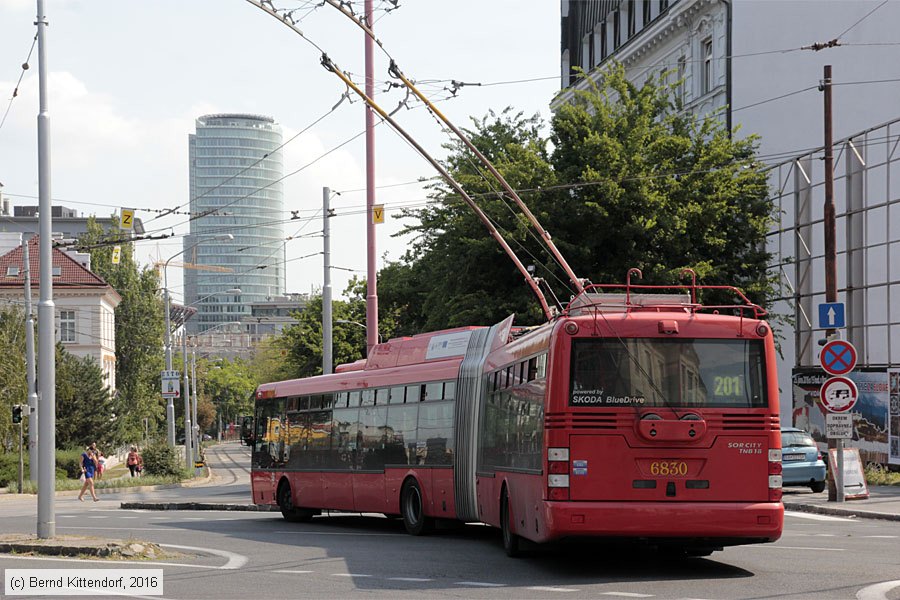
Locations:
11;405;22;424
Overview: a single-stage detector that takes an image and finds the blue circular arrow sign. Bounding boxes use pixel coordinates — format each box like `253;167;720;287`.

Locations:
820;340;857;376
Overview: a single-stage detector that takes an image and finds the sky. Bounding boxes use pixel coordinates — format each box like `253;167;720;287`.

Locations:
0;0;561;302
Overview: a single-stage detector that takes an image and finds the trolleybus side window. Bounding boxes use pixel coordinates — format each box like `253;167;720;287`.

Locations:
376;388;389;405
406;385;421;403
332;405;360;468
348;391;361;407
424;382;442;401
361;389;375;406
418;398;455;465
444;380;456;400
334;392;348;409
389;386;405;404
384;401;419;465
360;403;389;469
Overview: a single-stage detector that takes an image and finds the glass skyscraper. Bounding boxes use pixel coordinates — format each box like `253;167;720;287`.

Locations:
186;113;284;332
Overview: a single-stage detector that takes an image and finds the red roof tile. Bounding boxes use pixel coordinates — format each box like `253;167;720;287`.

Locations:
0;236;109;288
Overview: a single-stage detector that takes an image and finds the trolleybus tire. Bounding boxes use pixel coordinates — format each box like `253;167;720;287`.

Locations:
400;478;431;535
277;479;314;523
500;488;522;557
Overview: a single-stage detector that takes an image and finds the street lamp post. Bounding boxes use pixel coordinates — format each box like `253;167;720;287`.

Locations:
162;234;233;447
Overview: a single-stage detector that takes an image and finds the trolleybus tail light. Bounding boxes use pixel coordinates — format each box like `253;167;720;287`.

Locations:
548;448;570;500
548;448;569;461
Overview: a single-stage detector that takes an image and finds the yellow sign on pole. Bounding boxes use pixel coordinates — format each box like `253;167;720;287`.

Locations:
372;204;385;224
120;208;134;230
111;246;122;264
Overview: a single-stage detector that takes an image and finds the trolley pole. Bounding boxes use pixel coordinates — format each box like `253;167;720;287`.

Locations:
35;0;56;539
821;64;844;502
183;329;192;472
323;187;333;375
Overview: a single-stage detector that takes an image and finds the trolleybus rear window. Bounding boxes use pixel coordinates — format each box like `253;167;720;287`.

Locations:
570;338;767;408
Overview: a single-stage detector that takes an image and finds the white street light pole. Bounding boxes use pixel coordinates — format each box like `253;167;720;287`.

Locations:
35;0;55;539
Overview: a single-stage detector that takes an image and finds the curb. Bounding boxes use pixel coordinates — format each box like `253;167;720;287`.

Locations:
0;542;119;557
120;501;277;511
783;501;900;522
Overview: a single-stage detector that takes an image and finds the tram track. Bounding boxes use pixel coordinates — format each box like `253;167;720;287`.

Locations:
207;443;251;487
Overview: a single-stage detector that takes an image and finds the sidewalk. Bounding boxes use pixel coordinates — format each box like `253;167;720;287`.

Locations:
782;485;900;521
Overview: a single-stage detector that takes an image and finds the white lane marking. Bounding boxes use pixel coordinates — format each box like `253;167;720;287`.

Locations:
3;554;226;570
272;570;313;574
160;544;248;570
183;517;205;521
274;530;397;537
59;515;75;518
58;527;180;531
455;582;506;587
600;594;654;598
863;535;897;539
88;516;106;519
388;577;435;582
332;573;372;578
763;545;845;552
214;518;238;521
119;516;139;519
528;586;579;593
785;510;856;522
857;580;900;600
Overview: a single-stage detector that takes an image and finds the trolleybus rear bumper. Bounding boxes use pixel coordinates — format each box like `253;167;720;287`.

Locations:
541;501;783;544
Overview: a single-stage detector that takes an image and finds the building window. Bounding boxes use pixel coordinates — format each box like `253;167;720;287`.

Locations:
628;2;636;38
678;55;687;103
613;9;621;48
600;22;607;59
6;267;18;277
643;0;652;26
660;0;669;11
702;38;713;94
59;310;76;343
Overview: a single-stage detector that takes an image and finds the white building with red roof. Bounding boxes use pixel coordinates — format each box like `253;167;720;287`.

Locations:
0;235;121;391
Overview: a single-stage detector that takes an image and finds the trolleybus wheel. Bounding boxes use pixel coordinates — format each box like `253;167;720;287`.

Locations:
277;480;314;523
400;478;431;535
500;488;522;557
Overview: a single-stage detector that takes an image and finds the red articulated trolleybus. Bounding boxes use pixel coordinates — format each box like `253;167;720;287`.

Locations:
251;273;784;557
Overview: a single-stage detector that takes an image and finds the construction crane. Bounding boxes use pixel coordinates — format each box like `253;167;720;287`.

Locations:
154;261;233;274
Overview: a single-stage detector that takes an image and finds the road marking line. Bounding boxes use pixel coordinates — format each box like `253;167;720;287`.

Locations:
455;582;506;587
3;554;226;570
764;546;845;551
388;577;435;582
272;570;313;574
160;544;248;570
857;580;900;600
785;510;856;522
88;516;106;519
599;593;654;598
528;586;579;593
119;516;139;519
58;527;181;531
863;535;897;539
332;573;372;577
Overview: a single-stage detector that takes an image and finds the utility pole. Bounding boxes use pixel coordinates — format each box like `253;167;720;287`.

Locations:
182;327;192;472
323;187;333;375
364;0;379;354
22;237;38;484
821;64;844;503
35;0;56;539
191;343;199;461
164;287;175;447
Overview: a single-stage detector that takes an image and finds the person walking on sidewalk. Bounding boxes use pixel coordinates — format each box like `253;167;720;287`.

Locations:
126;446;143;478
78;447;100;502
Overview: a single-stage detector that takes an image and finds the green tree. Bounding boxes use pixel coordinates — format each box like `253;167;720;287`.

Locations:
0;307;26;452
55;344;121;448
202;357;256;427
275;278;398;379
380;65;774;332
79;218;166;443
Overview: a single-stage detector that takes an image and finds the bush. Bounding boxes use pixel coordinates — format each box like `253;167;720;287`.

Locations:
141;443;181;477
56;448;85;479
0;449;75;486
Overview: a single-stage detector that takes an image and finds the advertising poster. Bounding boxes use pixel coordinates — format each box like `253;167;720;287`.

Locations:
890;369;900;466
792;368;890;465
